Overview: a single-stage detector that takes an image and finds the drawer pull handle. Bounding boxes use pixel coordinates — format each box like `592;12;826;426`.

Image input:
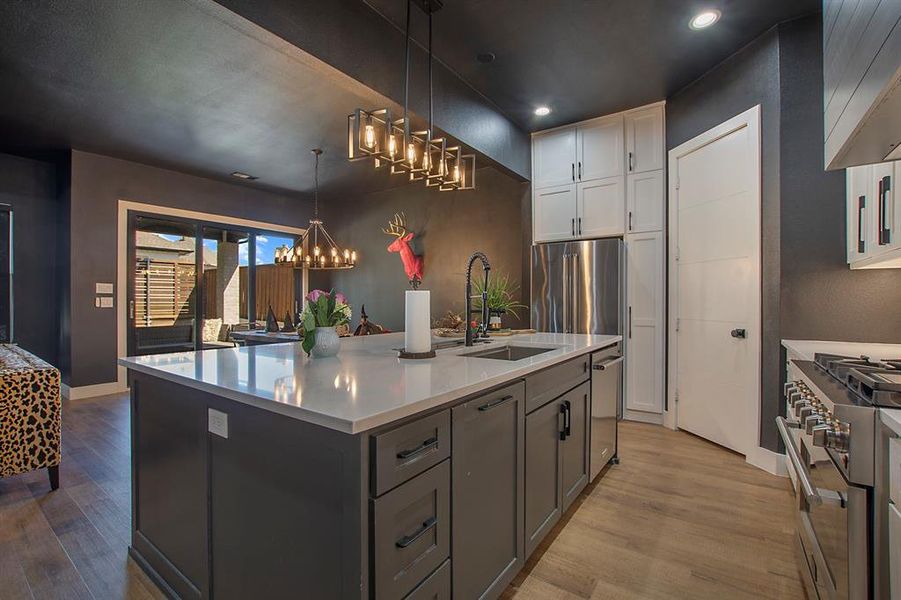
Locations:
396;516;437;548
396;437;438;460
478;394;514;412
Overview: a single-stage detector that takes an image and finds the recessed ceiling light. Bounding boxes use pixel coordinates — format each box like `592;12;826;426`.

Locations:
690;9;721;30
534;106;551;116
231;171;258;180
476;52;496;64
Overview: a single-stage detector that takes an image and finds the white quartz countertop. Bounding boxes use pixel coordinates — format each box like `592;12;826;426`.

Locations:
119;332;621;434
782;339;901;362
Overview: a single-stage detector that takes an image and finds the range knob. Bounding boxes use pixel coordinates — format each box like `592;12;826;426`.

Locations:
797;404;817;420
826;427;850;453
804;413;826;434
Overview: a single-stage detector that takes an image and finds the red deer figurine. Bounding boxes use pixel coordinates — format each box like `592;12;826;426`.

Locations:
383;213;424;287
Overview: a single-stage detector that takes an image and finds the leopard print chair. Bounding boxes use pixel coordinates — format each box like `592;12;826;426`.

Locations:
0;344;61;490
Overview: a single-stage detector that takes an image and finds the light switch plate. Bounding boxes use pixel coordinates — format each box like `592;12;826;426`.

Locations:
99;297;114;308
96;282;114;294
208;408;229;439
95;296;101;308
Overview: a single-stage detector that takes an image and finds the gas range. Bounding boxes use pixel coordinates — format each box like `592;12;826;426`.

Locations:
813;353;901;409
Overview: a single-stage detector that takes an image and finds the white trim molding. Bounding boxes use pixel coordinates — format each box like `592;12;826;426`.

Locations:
62;381;129;401
664;105;765;466
746;446;789;478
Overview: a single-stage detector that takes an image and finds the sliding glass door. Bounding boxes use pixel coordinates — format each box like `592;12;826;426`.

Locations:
126;212;302;356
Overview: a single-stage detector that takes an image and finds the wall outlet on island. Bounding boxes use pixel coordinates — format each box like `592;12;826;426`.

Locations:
208;408;229;439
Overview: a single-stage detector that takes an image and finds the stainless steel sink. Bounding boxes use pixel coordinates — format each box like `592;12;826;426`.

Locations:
460;345;557;361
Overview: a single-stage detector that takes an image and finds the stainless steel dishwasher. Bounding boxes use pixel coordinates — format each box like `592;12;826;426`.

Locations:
590;343;623;480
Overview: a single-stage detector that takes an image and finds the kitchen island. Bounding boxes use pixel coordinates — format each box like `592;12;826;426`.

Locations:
119;332;621;600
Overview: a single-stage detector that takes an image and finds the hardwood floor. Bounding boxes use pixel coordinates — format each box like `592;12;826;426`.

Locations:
0;394;803;599
504;422;804;600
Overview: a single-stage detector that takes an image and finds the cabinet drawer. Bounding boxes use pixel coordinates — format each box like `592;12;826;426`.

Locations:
404;559;450;600
373;460;450;600
372;410;450;497
525;355;590;413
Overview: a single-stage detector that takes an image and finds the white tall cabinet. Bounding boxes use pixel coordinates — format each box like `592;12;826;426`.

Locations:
532;102;666;422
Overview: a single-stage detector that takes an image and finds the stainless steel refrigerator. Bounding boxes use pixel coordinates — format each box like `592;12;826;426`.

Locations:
531;239;623;336
531;239;624;480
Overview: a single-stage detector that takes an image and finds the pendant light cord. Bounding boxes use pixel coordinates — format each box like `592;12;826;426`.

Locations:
428;4;433;137
312;148;321;219
403;0;411;141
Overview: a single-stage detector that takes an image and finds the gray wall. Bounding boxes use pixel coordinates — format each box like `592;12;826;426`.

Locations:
312;167;531;333
66;150;313;387
0;152;63;364
667;14;901;452
666;27;783;451
778;17;901;341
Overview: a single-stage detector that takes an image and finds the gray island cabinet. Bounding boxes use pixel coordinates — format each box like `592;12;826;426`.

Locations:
120;332;620;599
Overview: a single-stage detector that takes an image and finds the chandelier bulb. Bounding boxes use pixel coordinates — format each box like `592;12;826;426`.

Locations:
388;135;397;157
364;124;375;149
407;143;416;165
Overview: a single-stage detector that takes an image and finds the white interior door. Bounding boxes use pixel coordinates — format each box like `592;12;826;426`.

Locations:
668;106;761;458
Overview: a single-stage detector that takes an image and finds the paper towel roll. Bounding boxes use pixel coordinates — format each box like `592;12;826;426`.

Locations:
404;290;431;353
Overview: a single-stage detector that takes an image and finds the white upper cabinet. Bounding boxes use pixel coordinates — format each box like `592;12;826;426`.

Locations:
627;170;664;233
578;177;624;238
846;164;871;263
846;160;901;268
533;128;577;189
534;184;577;242
625;106;664;174
577;115;623;182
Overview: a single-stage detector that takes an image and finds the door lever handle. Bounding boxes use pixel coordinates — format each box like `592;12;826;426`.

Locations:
730;328;747;339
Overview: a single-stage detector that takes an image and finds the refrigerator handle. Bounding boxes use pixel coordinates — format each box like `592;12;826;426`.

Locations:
562;254;570;334
571;253;579;333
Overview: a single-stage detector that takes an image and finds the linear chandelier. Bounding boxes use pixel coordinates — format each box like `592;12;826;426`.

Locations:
348;0;475;191
275;149;357;270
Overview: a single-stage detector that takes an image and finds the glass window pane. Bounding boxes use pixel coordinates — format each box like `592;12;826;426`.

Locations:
254;233;301;325
202;227;250;345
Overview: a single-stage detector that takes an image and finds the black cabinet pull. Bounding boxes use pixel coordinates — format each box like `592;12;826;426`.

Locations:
628;151;633;172
478;394;514;412
564;400;572;438
879;175;892;245
858;195;866;254
578;161;582;180
571;163;575;182
396;436;438;460
628;210;633;231
395;516;437;548
559;403;567;441
578;217;582;235
628;306;632;339
571;218;575;236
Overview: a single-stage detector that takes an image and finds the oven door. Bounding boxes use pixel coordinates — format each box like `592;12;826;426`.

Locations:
777;417;869;600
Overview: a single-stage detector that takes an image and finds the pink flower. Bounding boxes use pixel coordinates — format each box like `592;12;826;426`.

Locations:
306;289;326;302
335;292;347;305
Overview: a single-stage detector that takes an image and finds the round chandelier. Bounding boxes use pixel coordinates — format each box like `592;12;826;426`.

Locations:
275;149;357;270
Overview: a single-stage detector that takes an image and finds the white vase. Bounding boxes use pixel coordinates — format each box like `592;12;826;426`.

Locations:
311;326;340;358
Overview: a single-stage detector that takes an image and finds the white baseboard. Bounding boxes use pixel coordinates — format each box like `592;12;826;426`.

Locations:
746;446;788;477
622;410;664;425
62;381;128;400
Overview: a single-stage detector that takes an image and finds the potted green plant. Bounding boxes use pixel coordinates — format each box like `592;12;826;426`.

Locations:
473;273;527;330
300;289;352;357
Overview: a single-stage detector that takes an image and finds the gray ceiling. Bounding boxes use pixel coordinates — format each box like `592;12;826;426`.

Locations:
0;0;420;197
0;0;819;195
364;0;820;130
